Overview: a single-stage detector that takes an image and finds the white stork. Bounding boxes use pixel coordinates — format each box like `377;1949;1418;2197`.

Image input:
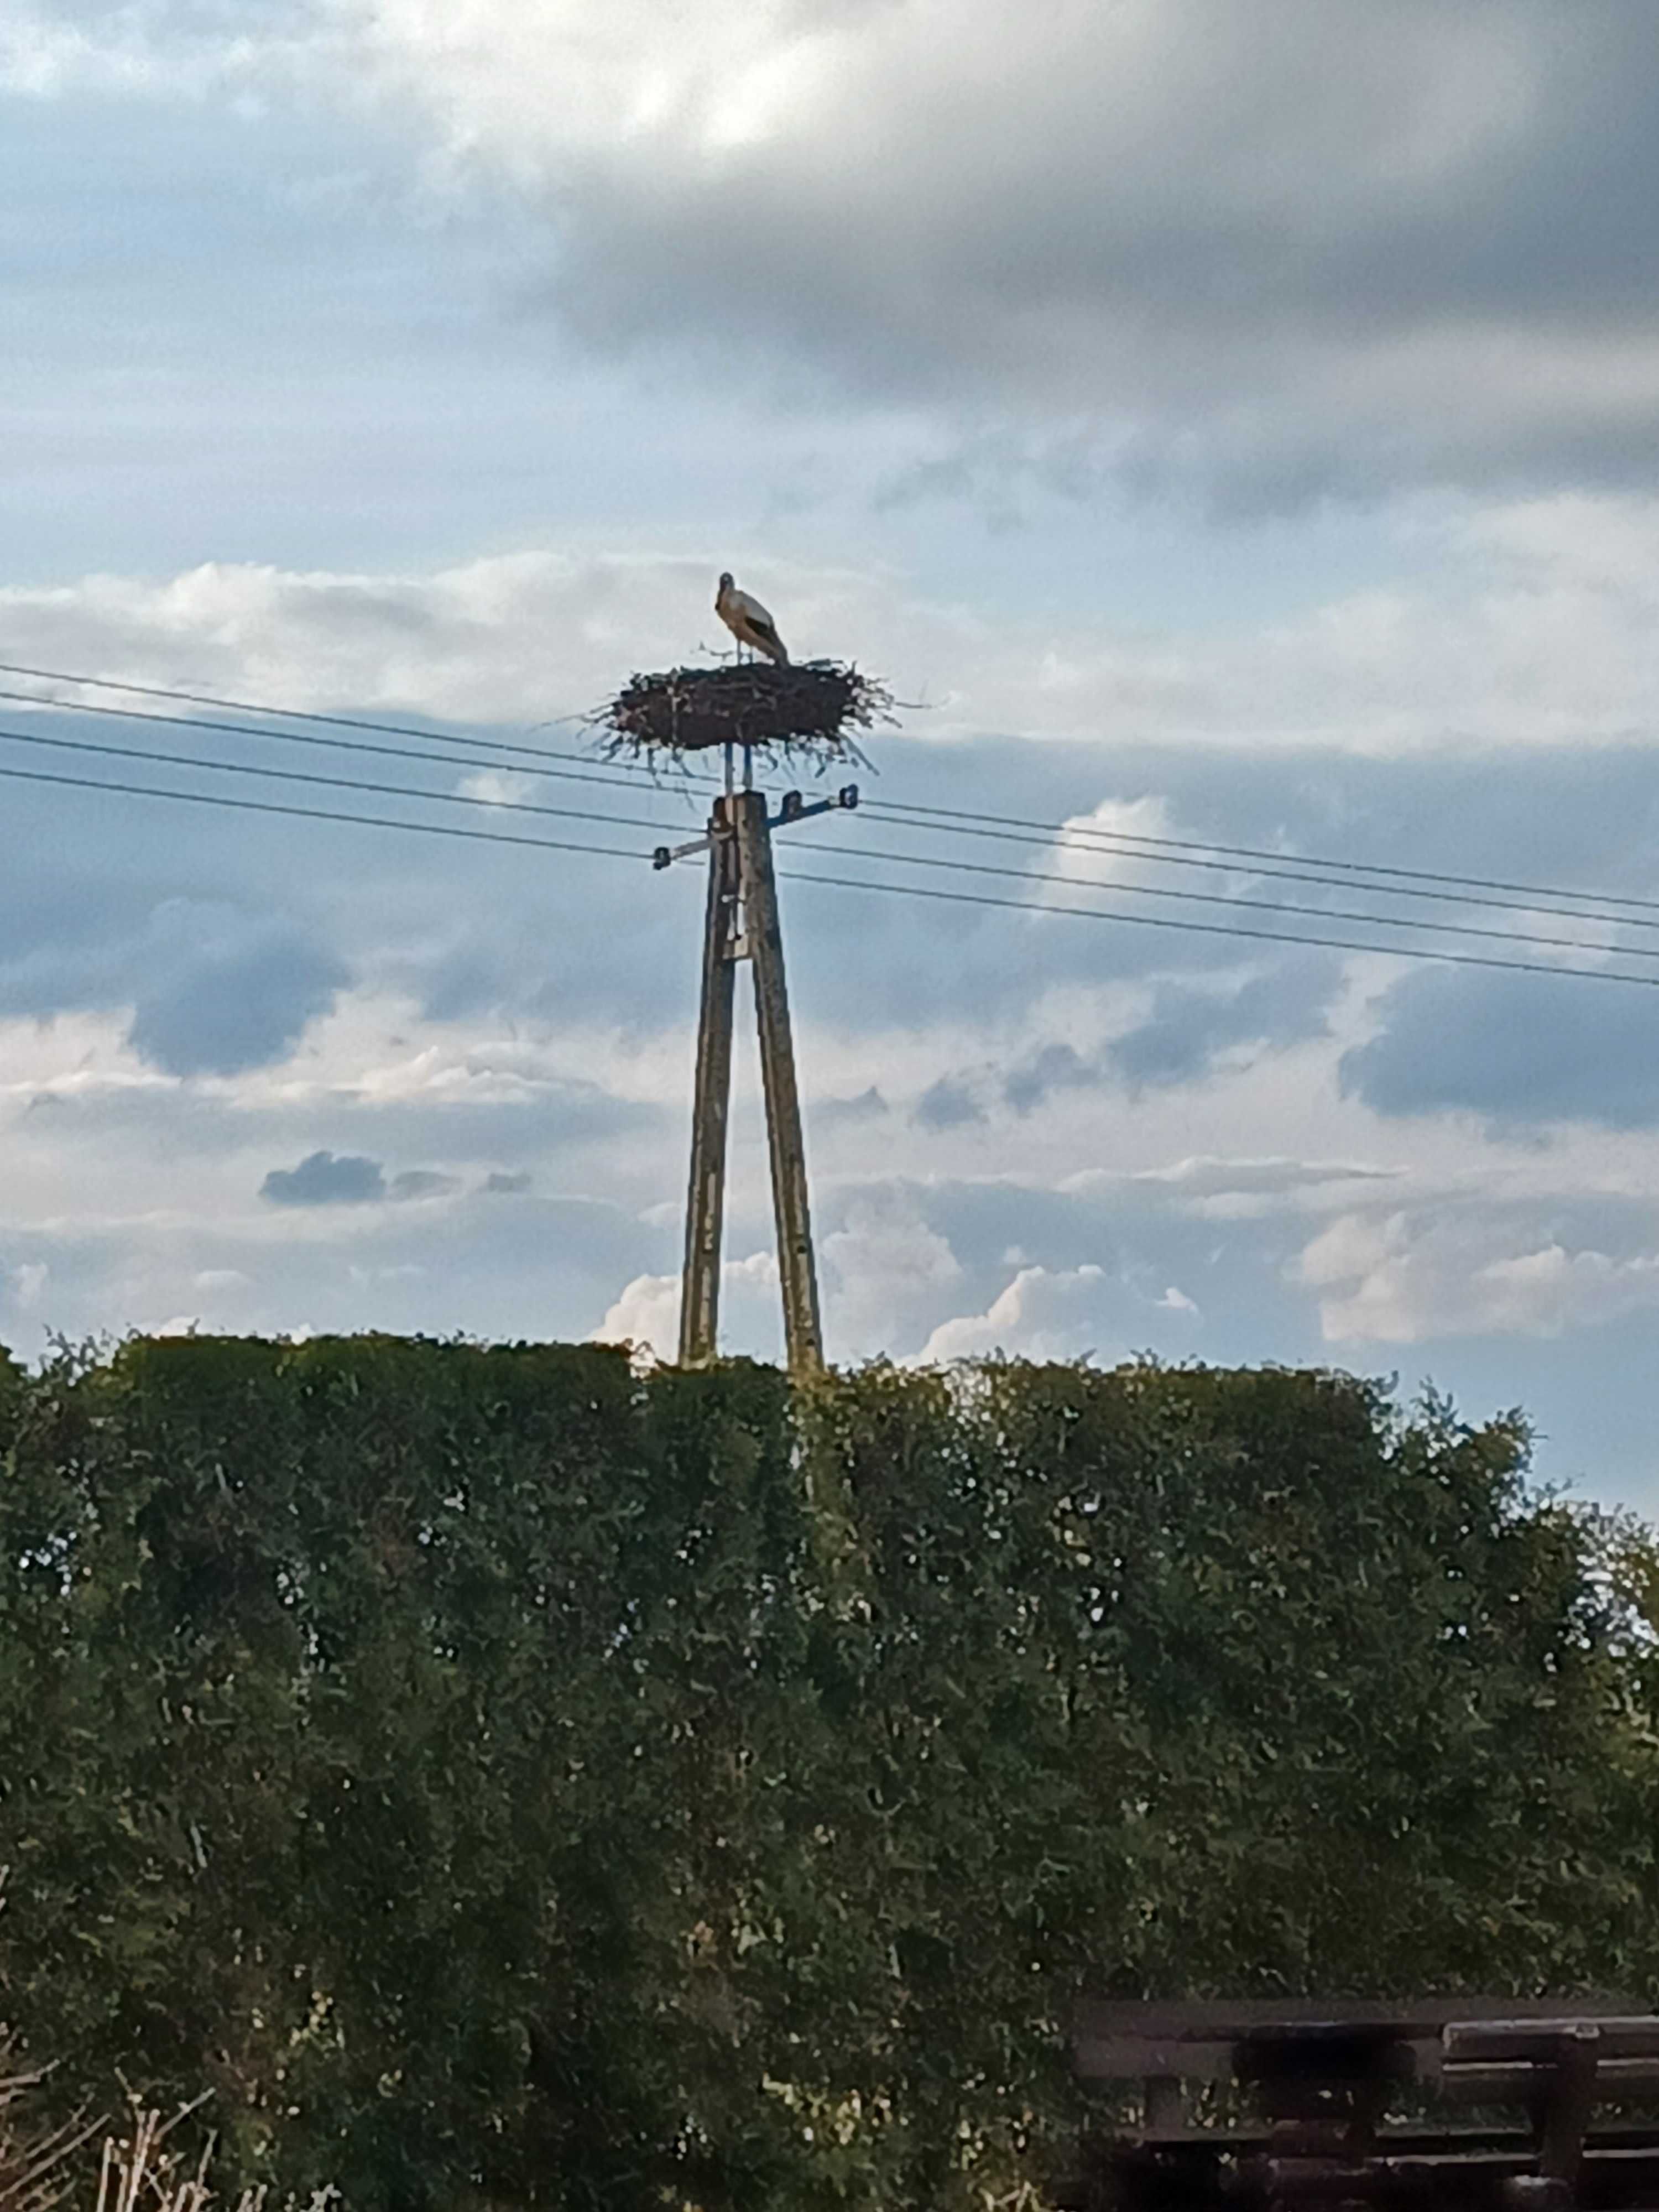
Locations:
715;572;789;665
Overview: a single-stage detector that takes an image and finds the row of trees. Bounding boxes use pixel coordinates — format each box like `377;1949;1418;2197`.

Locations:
1;1336;1656;2208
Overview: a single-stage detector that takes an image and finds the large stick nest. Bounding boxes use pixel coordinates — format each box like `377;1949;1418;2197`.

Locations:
595;660;894;769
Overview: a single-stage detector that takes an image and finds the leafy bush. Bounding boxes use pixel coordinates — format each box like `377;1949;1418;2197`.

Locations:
1;1339;1655;2210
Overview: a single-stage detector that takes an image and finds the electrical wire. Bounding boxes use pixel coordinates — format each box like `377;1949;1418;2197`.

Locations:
0;759;653;859
861;803;1659;936
869;795;1659;920
14;651;1659;988
13;653;1658;928
796;833;1659;964
8;716;1648;964
0;687;713;808
12;750;1659;989
12;687;1658;957
774;864;1659;990
0;721;690;838
0;656;713;782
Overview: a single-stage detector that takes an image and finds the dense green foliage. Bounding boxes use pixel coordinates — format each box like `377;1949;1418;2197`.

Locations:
1;1338;1656;2210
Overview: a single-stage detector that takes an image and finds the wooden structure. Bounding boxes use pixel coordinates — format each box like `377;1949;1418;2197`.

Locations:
1060;1997;1659;2212
655;777;858;1376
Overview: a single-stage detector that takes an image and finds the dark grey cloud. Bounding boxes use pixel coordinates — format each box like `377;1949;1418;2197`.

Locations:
516;1;1659;507
1005;1043;1093;1115
388;1168;461;1201
815;1085;889;1126
1341;968;1659;1131
1108;958;1337;1094
127;916;347;1077
261;1151;387;1206
260;1157;461;1208
483;1168;533;1193
913;1074;985;1130
0;813;347;1074
999;957;1337;1111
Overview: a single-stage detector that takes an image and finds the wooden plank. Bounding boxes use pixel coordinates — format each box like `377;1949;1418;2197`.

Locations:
1076;1996;1636;2043
1073;1997;1638;2084
1445;2018;1659;2065
1074;2037;1244;2083
1074;2034;1442;2082
1442;2058;1659;2102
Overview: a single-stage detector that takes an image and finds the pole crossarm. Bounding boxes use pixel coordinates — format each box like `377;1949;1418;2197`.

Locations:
653;782;858;870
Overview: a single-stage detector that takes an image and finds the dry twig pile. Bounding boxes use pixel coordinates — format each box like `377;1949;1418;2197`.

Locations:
594;660;892;769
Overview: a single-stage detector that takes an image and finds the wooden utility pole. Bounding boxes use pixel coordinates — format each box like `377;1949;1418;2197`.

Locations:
661;773;857;1376
731;790;822;1373
677;794;739;1367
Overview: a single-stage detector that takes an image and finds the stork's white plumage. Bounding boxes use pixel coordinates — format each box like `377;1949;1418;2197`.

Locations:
715;571;789;665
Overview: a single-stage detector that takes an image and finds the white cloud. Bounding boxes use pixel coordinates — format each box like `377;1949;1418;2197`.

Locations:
1300;1207;1659;1344
823;1198;962;1357
1120;1155;1401;1203
12;503;1659;754
457;768;539;808
1043;795;1217;910
916;1261;1119;1365
0;0;337;100
593;1249;778;1358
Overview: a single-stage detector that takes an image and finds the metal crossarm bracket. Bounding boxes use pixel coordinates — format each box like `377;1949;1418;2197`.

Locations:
775;784;859;830
653;828;719;870
654;784;857;870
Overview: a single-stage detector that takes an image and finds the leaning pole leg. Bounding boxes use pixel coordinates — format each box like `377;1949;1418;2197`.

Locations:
679;797;738;1367
731;790;825;1377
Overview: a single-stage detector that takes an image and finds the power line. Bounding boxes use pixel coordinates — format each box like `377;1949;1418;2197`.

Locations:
0;656;711;782
16;681;1659;958
0;686;712;808
14;651;1659;983
14;751;1659;990
20;672;1659;951
14;652;1659;928
870;795;1659;921
0;759;655;858
17;669;1647;941
862;802;1659;936
15;714;1648;965
799;833;1659;964
775;864;1659;990
0;721;690;838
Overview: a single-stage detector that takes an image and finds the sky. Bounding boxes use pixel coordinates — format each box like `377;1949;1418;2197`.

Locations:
6;0;1659;1511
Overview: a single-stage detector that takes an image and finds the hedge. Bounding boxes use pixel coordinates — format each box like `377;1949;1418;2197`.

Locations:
1;1338;1655;2210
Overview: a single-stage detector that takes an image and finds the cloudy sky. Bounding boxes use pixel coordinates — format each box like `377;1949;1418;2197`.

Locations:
7;0;1659;1509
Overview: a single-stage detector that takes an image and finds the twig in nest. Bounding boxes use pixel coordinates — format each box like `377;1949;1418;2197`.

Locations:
591;660;894;773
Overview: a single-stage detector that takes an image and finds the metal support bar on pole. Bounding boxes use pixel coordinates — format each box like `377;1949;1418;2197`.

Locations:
677;796;738;1367
731;789;825;1377
653;785;858;870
